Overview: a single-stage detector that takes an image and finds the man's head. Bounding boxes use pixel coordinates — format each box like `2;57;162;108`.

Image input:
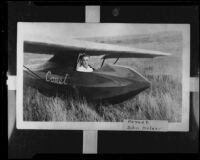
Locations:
79;54;90;68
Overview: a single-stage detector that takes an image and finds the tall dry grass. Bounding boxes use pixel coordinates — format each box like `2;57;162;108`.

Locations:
23;68;182;122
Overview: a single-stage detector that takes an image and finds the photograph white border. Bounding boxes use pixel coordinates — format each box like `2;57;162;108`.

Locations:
16;23;190;131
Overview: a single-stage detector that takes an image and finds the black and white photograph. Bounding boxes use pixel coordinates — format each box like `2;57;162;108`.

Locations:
16;23;190;131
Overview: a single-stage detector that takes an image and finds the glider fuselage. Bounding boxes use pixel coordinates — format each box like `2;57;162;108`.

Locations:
24;63;150;104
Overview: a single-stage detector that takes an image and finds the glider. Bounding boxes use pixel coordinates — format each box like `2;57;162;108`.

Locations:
23;37;171;104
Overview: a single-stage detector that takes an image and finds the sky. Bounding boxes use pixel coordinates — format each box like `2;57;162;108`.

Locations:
19;23;189;40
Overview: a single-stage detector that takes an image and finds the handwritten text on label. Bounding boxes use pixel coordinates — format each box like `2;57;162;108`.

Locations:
124;120;168;132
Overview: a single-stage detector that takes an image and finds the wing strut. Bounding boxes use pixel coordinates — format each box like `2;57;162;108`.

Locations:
113;57;119;64
101;58;106;67
101;58;106;68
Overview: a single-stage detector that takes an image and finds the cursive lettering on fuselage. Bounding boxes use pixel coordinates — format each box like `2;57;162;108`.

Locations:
46;71;69;85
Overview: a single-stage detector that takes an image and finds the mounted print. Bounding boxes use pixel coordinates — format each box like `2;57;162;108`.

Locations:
16;23;190;131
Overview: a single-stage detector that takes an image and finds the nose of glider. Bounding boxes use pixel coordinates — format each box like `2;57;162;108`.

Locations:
133;76;151;93
142;79;151;90
128;68;151;92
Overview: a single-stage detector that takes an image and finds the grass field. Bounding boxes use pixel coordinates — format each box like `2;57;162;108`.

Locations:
23;31;182;122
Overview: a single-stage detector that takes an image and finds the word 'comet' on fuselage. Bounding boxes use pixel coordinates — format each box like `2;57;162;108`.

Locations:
46;71;69;85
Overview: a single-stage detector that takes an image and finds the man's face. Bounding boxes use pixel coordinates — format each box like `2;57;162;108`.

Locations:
82;56;89;68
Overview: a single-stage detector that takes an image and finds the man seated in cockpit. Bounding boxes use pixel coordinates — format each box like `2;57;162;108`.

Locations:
76;54;94;72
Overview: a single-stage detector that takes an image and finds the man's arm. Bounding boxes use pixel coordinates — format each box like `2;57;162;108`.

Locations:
76;66;82;72
89;65;95;71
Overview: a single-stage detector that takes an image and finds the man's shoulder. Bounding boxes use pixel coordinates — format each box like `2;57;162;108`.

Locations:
77;66;93;72
77;66;85;71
